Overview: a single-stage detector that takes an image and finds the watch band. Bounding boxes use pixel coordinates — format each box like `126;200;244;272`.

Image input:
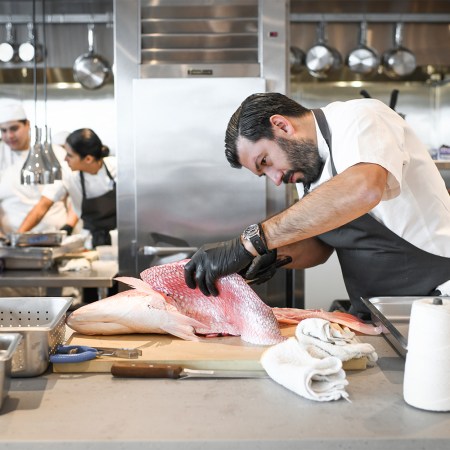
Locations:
242;223;269;256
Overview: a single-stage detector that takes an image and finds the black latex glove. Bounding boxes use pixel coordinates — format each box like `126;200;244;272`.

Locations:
184;237;254;296
244;252;293;285
60;224;74;236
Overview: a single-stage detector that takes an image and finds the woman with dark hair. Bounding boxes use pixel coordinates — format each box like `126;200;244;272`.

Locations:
18;128;117;248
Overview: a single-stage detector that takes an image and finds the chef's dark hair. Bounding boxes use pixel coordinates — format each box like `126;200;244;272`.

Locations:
65;128;109;161
225;92;310;168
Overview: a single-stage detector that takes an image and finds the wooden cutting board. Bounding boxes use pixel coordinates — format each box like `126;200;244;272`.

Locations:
53;325;367;373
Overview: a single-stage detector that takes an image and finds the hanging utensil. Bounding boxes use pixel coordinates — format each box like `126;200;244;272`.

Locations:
346;22;380;75
289;46;305;74
18;22;43;62
21;127;53;185
73;23;111;90
0;22;19;63
382;23;416;78
305;22;342;79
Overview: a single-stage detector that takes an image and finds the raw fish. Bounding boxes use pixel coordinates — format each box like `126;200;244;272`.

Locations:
140;260;284;345
272;307;382;335
66;280;205;341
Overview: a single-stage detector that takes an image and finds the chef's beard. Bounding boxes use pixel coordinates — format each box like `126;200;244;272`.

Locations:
276;136;323;185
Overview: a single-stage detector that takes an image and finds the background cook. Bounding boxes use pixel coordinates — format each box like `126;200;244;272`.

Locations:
18;127;117;249
184;93;450;318
0;99;71;234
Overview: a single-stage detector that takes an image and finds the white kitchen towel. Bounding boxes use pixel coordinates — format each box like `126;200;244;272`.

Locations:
295;318;378;363
58;258;91;272
260;337;349;402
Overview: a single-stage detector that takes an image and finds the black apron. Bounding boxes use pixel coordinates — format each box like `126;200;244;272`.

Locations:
311;108;450;317
80;163;117;248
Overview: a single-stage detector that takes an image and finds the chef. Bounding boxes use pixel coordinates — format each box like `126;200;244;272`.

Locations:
18;128;117;249
184;93;450;318
0;99;69;234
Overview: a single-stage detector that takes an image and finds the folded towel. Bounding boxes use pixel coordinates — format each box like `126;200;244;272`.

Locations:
296;318;378;362
58;258;91;273
260;337;349;402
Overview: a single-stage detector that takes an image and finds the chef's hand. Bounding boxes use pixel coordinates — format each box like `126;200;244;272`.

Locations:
242;252;293;285
184;237;254;296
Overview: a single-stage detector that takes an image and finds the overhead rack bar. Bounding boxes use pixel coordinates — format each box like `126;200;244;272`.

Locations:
0;13;113;25
290;13;450;24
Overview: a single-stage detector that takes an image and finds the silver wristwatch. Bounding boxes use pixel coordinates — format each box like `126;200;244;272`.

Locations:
241;223;268;255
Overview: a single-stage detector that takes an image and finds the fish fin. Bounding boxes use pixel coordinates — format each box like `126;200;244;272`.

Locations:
160;311;208;342
115;276;166;298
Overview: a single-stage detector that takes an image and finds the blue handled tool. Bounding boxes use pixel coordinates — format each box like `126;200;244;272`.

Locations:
50;345;142;363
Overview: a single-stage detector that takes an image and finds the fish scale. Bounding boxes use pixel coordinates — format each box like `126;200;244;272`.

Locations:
141;260;285;345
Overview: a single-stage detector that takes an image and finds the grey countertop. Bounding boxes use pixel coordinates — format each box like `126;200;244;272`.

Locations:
1;335;449;450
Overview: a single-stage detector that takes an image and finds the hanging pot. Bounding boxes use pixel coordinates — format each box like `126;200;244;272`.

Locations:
18;22;44;62
289;46;305;74
305;22;342;79
346;22;380;75
0;22;19;63
73;23;111;90
382;23;416;78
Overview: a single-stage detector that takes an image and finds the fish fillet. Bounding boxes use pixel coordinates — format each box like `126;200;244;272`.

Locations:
273;307;382;335
66;284;205;341
140;260;284;346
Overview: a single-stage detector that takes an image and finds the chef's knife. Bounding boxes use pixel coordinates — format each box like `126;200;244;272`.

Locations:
111;362;268;379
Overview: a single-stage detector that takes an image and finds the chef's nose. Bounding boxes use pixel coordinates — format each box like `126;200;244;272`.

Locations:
265;168;283;186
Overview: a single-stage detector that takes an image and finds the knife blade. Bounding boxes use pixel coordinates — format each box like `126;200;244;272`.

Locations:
111;362;268;379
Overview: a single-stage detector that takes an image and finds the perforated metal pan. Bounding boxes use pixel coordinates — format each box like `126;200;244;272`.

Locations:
0;297;72;377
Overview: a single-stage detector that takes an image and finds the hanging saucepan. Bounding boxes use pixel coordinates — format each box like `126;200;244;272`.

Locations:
382;23;416;78
0;22;19;63
306;22;342;79
289;46;305;74
18;22;44;62
73;23;111;90
346;21;380;75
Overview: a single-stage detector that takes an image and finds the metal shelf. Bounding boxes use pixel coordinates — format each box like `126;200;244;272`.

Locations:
0;13;113;25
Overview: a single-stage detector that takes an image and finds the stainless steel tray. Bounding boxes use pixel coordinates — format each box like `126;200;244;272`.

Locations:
0;236;85;270
8;231;67;247
0;297;72;377
0;333;22;410
361;296;445;358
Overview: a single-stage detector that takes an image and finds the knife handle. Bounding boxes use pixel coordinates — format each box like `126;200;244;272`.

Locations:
111;362;183;378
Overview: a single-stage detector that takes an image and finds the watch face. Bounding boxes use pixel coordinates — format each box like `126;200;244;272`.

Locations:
243;224;259;239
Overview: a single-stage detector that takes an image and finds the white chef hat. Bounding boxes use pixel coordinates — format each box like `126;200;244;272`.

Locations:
0;99;27;124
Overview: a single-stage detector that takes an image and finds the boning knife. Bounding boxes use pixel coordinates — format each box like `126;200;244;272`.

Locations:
111;362;268;379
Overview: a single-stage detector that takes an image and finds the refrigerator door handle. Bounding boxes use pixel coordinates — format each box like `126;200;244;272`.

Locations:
139;246;198;256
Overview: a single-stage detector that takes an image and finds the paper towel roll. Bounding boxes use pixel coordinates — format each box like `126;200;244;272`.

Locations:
403;297;450;411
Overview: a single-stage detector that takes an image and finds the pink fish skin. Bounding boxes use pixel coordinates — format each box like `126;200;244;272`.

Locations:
272;308;383;335
140;260;284;346
66;283;205;341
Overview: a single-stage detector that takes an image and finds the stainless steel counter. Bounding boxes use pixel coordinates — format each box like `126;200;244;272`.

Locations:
0;264;118;299
0;335;449;450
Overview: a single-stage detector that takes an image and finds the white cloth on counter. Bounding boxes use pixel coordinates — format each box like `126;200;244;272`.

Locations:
296;318;378;362
261;337;349;402
260;318;379;402
58;258;91;272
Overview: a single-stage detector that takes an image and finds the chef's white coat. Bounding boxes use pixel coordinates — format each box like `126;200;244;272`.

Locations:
41;156;117;218
0;142;69;233
297;98;450;259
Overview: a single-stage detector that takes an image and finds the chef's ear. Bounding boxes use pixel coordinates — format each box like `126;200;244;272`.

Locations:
269;114;294;136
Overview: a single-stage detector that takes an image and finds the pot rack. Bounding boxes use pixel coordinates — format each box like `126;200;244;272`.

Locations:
290;13;450;23
0;13;113;25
